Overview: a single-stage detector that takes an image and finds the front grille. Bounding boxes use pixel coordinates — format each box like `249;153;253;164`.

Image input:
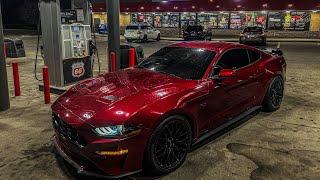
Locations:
52;113;87;147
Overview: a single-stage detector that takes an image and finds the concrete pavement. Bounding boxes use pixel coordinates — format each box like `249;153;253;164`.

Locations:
0;36;320;180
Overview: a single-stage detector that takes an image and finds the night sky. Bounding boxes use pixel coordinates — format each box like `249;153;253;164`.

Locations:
1;0;71;29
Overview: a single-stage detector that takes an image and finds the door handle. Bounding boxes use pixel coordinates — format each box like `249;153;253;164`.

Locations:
200;102;207;108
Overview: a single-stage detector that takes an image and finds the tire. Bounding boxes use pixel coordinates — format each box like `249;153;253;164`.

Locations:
145;115;192;175
142;35;148;43
156;34;161;41
262;39;267;46
262;76;284;112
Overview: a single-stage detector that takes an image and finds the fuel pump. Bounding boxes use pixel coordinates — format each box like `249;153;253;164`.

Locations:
61;23;92;84
38;0;95;94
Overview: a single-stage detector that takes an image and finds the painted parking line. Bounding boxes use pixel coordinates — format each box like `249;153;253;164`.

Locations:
277;42;281;49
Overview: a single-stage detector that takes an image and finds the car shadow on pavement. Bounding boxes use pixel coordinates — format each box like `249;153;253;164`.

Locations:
54;110;260;180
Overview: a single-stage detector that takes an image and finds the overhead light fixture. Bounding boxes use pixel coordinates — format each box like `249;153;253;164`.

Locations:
288;4;294;8
140;6;144;10
192;5;196;9
156;6;160;10
162;1;168;3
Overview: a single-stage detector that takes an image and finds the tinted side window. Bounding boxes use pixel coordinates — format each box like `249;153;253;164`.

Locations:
126;26;139;30
217;49;250;70
248;50;261;63
141;26;148;30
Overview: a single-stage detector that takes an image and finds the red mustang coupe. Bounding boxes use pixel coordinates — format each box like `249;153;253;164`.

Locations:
52;42;286;178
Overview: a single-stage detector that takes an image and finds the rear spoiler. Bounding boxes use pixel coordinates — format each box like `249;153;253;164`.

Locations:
257;47;283;56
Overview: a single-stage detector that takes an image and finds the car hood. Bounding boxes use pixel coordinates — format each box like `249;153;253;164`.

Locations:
53;68;195;126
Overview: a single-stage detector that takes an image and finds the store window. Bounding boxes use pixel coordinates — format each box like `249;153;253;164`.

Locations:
181;13;196;28
283;11;311;31
162;13;180;28
131;13;154;25
268;12;284;30
217;13;230;29
310;12;320;32
198;13;218;29
154;14;163;27
146;13;154;25
230;13;244;29
243;12;267;29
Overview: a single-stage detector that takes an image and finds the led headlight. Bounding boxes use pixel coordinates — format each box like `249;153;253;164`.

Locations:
94;125;142;138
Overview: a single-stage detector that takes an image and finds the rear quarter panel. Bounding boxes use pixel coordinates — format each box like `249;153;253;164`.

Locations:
257;52;286;103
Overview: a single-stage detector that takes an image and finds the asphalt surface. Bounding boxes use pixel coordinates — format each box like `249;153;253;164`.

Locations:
0;36;320;180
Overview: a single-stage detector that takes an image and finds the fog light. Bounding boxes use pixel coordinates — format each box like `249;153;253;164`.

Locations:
96;149;129;156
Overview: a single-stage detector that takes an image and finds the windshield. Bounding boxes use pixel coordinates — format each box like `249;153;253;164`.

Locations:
243;27;263;33
138;47;216;80
186;25;203;32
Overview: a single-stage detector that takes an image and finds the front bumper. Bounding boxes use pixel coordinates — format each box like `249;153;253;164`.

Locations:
53;135;142;178
124;34;144;40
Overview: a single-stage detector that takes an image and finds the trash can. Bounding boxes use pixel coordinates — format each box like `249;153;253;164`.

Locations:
4;38;26;58
120;43;144;69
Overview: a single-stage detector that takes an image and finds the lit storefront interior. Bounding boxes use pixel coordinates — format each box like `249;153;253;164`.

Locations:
92;0;320;32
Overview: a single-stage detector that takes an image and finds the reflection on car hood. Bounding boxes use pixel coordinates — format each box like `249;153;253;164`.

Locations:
54;68;194;124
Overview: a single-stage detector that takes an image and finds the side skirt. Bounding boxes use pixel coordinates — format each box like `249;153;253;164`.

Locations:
192;106;261;146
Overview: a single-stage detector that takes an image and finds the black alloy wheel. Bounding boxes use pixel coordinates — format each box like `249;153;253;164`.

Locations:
145;116;192;175
142;35;148;43
156;34;161;41
262;76;284;112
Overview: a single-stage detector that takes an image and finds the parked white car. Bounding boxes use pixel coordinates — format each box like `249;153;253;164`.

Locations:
124;24;161;42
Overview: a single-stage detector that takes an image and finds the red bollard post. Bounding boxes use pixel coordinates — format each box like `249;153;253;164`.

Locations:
12;61;21;96
110;52;116;72
43;66;50;104
129;48;136;67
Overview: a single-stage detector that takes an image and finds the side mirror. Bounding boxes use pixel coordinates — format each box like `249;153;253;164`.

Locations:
219;69;236;78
